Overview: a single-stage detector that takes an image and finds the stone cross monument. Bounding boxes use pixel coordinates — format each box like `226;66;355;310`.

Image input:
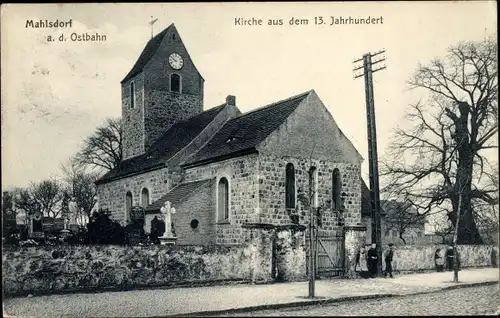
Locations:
159;200;177;245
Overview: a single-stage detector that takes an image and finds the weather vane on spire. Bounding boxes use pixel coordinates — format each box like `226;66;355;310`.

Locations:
149;16;158;39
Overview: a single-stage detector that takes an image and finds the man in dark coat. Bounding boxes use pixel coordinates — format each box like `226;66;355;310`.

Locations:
367;243;378;278
446;246;455;271
384;243;394;278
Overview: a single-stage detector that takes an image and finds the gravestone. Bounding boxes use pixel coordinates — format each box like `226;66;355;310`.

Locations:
150;216;165;245
125;206;147;245
130;206;145;223
29;212;44;239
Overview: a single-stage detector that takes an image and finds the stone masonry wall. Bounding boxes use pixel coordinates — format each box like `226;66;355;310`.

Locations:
258;90;362;164
382;244;499;272
174;181;217;245
255;90;363;237
122;72;145;159
275;229;307;281
4;243;496;297
2;242;263;297
142;25;203;150
144;93;203;150
96;168;170;225
121;25;204;159
183;155;259;245
258;154;362;234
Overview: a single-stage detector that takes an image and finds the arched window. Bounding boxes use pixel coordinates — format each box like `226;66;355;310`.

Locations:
170;74;181;93
309;167;318;208
217;177;229;222
285;163;296;210
130;81;135;108
141;188;150;208
125;191;133;220
332;168;342;211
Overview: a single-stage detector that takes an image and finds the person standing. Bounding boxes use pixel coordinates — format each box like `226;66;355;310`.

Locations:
434;248;445;272
355;246;370;278
367;243;378;278
384;243;394;278
446;245;455;271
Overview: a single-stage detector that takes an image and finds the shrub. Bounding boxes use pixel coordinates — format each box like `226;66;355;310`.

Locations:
86;209;126;245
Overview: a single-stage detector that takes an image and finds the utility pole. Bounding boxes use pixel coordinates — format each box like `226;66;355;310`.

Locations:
353;50;386;276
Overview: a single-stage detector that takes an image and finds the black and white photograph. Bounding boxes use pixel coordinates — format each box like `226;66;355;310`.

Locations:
1;2;498;316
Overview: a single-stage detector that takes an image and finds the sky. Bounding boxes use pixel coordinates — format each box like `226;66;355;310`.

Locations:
1;2;497;193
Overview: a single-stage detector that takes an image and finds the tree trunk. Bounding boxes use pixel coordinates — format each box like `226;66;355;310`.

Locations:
447;102;484;245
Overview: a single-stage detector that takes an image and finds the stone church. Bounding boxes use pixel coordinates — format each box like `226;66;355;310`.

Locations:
95;24;367;254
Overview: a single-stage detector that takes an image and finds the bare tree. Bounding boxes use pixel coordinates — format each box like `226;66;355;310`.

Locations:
61;158;99;223
13;180;65;221
382;200;426;245
75;118;122;172
33;179;66;220
382;35;498;244
428;217;454;244
12;187;40;217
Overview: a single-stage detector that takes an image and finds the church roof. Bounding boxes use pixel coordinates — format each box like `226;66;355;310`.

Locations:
121;23;204;83
121;24;173;83
95;104;226;184
145;179;213;213
183;90;312;167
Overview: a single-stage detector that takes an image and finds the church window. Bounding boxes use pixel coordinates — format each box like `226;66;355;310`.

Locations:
170;73;181;93
172;33;176;41
285;163;296;210
125;191;133;221
141;188;150;208
217;177;229;222
130;81;135;108
309;167;318;208
332;168;342;211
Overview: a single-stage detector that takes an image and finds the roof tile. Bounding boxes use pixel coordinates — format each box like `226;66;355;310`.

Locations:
184;90;311;166
96;104;226;184
146;179;213;212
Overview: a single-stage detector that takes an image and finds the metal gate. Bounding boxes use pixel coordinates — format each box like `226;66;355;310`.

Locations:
306;229;345;277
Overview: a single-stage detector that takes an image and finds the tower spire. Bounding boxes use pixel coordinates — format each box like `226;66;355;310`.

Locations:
149;16;158;39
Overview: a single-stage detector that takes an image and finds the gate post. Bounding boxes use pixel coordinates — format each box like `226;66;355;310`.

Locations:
343;225;367;278
276;224;307;282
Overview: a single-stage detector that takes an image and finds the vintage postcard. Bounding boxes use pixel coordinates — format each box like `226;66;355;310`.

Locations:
1;2;498;317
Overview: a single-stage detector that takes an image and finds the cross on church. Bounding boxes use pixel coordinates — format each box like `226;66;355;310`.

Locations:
149;16;158;39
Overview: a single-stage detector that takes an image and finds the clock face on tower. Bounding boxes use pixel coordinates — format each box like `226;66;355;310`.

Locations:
168;53;184;70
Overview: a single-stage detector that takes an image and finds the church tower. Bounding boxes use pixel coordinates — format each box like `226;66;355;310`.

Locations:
121;24;204;159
